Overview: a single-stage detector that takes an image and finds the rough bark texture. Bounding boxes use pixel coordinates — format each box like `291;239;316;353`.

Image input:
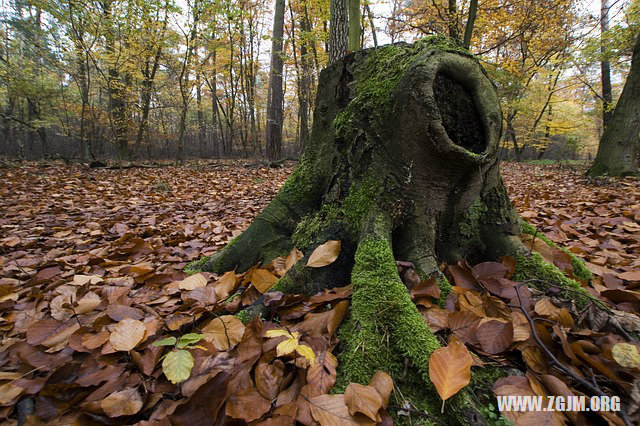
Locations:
588;33;640;177
329;0;348;64
190;38;598;424
266;0;286;161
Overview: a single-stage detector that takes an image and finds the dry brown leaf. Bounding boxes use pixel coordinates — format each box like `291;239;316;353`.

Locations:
429;339;472;401
307;351;338;394
202;315;245;350
101;387;143;417
307;240;341;268
308;394;374;425
215;271;240;300
476;318;514;354
344;383;382;421
109;318;147;352
179;273;207;290
251;269;279;294
368;371;393;409
285;247;304;271
226;387;272;422
0;382;24;404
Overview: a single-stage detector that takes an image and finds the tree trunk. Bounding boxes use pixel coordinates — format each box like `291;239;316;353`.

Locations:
192;37;600;424
266;0;286;161
588;33;640;176
463;0;478;49
348;0;361;52
329;0;348;64
600;0;613;128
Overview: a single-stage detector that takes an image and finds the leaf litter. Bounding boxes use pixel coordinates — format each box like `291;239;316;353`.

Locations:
0;161;638;424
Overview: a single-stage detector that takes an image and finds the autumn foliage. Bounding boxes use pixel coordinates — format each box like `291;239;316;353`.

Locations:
1;161;640;424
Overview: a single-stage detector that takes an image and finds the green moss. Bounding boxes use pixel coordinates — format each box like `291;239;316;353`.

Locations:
436;276;452;306
342;174;383;231
520;220;592;284
514;252;597;309
184;256;209;275
279;154;323;206
336;236;474;424
292;205;342;250
458;198;488;246
334;36;472;143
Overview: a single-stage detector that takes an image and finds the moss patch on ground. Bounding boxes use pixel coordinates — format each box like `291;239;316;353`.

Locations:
520;220;592;284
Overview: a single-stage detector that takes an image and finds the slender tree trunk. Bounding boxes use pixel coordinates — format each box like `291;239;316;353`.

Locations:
196;71;206;157
447;0;459;41
463;0;478;49
208;49;221;158
364;2;377;47
600;0;613;128
265;0;286;161
348;0;361;52
588;34;640;176
329;0;348;64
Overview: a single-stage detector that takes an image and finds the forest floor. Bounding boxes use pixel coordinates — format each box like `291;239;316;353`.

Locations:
0;160;639;425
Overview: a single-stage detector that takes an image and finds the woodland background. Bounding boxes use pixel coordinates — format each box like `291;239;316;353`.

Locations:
0;0;638;162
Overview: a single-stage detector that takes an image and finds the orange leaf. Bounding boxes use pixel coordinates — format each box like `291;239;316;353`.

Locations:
428;339;472;401
251;268;279;294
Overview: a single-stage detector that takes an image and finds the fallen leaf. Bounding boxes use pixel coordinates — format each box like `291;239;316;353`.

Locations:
202;315;245;350
476;318;514;354
109;318;147;352
368;371;393;409
162;349;195;384
226;387;272;422
179;273;207;290
251;269;279;293
101;387;143;417
307;240;341;268
429;339;472;401
345;383;382;421
612;342;640;368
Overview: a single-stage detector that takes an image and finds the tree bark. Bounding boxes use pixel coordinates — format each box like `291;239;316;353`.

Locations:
463;0;478;49
266;0;286;161
588;33;640;176
329;0;348;64
348;0;361;52
600;0;613;128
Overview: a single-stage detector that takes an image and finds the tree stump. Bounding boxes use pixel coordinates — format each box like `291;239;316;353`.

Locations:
189;37;598;424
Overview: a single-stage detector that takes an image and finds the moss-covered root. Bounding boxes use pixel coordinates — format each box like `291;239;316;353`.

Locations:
336;214;483;424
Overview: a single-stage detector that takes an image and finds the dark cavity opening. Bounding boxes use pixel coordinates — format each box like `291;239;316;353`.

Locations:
433;73;486;154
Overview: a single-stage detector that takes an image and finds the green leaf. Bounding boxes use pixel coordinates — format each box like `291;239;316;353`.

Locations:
153;337;177;347
162;350;194;384
176;333;204;349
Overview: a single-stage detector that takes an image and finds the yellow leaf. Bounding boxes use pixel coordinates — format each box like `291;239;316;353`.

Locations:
162;349;194;384
612;343;640;368
429;339;472;401
265;329;294;339
109;318;146;352
307;240;341;268
295;344;316;363
276;337;299;357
